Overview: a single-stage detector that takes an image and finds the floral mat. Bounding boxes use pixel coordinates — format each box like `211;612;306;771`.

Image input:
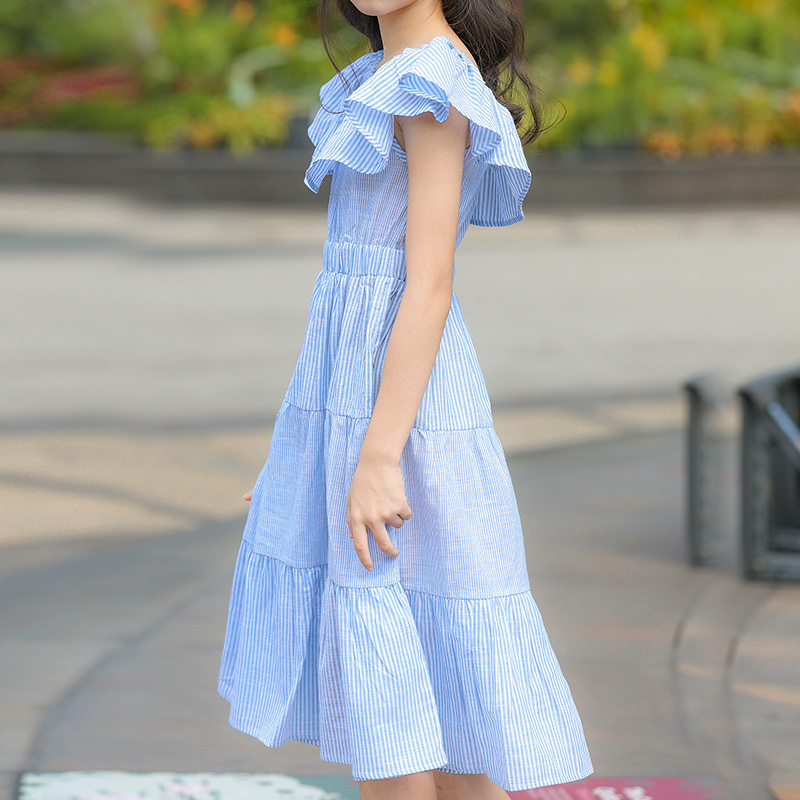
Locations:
17;773;360;800
17;772;727;800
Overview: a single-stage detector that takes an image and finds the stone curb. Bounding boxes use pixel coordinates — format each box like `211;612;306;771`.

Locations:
2;132;800;207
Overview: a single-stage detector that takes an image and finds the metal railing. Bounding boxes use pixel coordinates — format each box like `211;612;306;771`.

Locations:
738;366;800;581
683;373;727;566
683;364;800;581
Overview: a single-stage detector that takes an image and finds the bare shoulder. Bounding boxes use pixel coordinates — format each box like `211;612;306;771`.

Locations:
447;36;480;71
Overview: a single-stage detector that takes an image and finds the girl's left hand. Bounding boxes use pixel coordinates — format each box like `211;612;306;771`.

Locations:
346;454;412;571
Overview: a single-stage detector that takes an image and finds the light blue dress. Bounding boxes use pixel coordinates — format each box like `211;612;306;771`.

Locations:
217;34;594;792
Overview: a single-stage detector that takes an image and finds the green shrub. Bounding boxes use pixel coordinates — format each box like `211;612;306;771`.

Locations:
531;0;800;155
1;0;798;157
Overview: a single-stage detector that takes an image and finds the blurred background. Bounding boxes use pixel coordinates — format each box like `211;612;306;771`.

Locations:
1;2;800;800
2;0;800;154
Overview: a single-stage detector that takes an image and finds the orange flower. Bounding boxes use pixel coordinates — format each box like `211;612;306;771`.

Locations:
187;120;218;148
783;90;800;125
566;57;593;85
232;0;255;25
272;23;299;48
686;124;738;156
167;0;201;14
740;121;776;152
643;129;683;160
702;124;737;154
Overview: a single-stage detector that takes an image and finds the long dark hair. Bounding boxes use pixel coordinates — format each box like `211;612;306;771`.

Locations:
316;0;562;147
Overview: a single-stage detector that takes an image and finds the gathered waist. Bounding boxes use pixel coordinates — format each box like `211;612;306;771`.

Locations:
323;240;406;279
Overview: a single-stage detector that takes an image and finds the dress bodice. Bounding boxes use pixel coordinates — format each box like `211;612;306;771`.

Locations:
303;35;532;251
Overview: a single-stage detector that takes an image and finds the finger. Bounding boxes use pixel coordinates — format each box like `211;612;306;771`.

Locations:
352;524;374;571
242;491;252;502
346;495;356;538
370;521;400;558
400;503;412;520
386;513;406;529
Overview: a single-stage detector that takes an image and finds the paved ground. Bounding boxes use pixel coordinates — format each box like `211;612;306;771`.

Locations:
2;191;799;425
1;190;799;800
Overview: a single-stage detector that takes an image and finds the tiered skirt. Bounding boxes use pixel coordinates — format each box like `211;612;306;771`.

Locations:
217;240;594;791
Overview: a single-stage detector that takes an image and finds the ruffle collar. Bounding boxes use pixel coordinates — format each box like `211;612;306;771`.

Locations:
304;35;531;227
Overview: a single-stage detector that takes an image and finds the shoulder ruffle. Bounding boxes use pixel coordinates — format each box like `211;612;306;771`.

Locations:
304;35;531;227
306;50;375;149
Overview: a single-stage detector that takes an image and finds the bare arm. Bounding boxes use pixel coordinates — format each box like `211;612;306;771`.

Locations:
346;104;470;570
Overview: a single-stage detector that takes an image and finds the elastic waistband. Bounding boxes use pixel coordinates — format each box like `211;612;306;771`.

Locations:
323;240;406;279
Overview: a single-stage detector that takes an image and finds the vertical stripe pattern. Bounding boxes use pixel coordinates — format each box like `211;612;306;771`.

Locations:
304;35;532;230
217;33;594;792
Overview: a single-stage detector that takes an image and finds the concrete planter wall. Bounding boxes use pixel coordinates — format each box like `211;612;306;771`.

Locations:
1;131;799;207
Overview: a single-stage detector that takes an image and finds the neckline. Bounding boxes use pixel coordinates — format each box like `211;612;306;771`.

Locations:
366;34;475;82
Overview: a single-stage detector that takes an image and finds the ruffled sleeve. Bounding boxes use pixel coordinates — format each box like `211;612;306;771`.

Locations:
304;35;532;228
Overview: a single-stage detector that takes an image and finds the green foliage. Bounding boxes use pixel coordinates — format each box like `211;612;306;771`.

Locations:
1;0;799;156
532;0;800;155
142;92;291;153
0;0;149;64
0;0;330;153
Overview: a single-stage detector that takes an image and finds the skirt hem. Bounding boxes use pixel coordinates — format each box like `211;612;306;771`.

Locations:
214;695;595;793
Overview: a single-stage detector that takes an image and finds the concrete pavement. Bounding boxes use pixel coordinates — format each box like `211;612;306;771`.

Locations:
2;191;799;424
3;431;799;800
1;190;799;800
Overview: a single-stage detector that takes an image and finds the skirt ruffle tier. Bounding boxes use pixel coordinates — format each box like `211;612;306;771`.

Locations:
217;240;594;791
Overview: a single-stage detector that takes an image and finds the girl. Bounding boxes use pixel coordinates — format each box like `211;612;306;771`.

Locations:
218;2;594;798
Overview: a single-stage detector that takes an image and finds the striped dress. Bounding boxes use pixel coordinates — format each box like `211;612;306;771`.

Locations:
217;34;594;792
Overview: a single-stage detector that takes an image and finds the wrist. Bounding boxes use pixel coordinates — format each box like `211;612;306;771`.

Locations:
358;437;403;468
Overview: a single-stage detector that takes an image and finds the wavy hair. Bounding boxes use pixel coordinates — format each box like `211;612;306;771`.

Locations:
315;0;562;147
